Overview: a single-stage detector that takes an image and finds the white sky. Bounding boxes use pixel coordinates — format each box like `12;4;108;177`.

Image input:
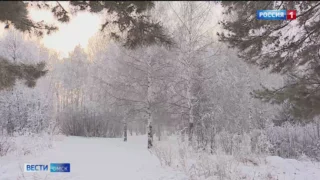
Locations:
0;2;224;58
27;3;102;58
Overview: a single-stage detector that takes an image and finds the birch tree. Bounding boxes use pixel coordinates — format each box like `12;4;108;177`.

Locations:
162;2;221;142
91;42;173;148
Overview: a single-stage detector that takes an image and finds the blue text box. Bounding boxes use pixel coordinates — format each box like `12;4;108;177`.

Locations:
50;163;70;172
257;10;286;20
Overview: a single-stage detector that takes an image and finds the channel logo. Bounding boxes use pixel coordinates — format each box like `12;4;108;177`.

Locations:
24;163;70;173
24;164;49;172
50;163;70;172
257;10;296;20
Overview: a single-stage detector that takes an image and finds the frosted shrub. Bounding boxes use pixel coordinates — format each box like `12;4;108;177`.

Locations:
250;129;273;155
59;110;122;138
216;130;233;154
215;131;253;157
0;135;13;156
152;143;174;167
177;143;217;180
153;135;236;180
214;155;233;180
266;123;320;161
232;133;260;166
196;153;216;179
11;132;53;156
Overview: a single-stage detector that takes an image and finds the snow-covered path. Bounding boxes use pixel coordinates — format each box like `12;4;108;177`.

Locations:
0;135;186;180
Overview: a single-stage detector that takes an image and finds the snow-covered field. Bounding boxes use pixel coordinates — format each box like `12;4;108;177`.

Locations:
0;135;186;180
1;135;320;180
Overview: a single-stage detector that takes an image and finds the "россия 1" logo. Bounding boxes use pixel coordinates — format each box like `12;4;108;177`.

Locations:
257;10;296;20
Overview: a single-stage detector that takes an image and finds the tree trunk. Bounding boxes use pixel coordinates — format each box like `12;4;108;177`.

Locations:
186;78;194;144
188;122;194;142
124;121;127;142
129;125;133;136
317;118;320;139
135;126;138;135
146;61;153;149
158;124;161;141
210;126;215;154
147;117;153;149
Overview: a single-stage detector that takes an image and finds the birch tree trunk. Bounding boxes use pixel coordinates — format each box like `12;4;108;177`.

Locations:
187;79;194;143
123;119;127;142
316;118;320;139
158;124;161;141
129;125;133;136
147;116;153;148
187;2;194;144
147;58;153;149
210;125;216;154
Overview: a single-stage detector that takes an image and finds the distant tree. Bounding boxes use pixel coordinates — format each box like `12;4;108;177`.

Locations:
218;2;320;121
165;2;220;143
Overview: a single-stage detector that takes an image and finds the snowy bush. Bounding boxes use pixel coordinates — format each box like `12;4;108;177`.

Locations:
153;133;320;180
250;129;273;155
214;130;267;157
188;121;320;161
153;143;174;167
0;132;55;157
153;136;236;180
266;123;320;161
176;140;217;180
11;132;53;156
216;130;233;155
188;120;320;161
0;135;13;156
59;109;122;138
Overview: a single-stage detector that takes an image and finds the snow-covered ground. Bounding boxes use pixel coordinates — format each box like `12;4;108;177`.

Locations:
153;136;320;180
0;135;186;180
1;135;320;180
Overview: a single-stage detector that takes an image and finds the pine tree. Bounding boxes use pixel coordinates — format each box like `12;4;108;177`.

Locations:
218;2;320;120
0;58;47;90
0;2;51;91
1;1;174;49
0;1;174;91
